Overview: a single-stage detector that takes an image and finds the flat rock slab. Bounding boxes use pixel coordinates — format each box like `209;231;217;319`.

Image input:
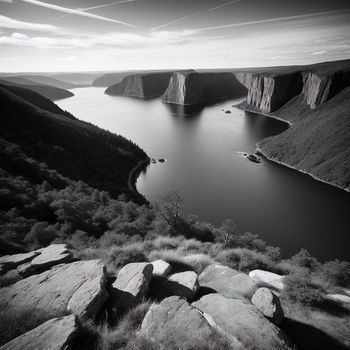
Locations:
151;260;171;277
0;252;39;273
141;296;229;348
0;260;107;320
112;262;153;306
0;315;78;350
252;287;284;325
30;244;73;270
249;270;285;292
193;293;293;350
326;294;350;305
167;271;199;300
199;264;257;299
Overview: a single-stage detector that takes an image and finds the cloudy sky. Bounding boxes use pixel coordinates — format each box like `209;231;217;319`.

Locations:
0;0;350;72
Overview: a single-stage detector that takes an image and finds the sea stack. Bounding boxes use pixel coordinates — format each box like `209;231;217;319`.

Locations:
161;70;207;105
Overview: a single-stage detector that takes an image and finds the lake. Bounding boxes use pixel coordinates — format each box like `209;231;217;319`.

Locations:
57;87;350;261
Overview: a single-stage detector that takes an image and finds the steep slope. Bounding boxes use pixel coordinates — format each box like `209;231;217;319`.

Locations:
258;87;350;192
0;78;73;101
105;72;172;98
0;85;148;202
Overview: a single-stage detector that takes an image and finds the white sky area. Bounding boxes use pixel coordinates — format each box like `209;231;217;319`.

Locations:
0;0;350;72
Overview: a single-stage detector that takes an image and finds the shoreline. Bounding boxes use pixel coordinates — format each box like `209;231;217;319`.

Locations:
236;101;349;193
128;158;150;194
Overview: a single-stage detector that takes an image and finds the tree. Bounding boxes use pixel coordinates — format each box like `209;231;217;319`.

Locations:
154;191;184;235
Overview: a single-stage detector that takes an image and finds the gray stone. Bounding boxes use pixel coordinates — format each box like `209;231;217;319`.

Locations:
0;252;39;273
0;260;107;320
30;244;72;270
249;269;285;292
167;271;199;300
151;259;171;277
325;293;350;305
193;293;293;350
141;296;230;348
0;315;79;350
251;287;284;325
199;264;257;299
112;262;153;300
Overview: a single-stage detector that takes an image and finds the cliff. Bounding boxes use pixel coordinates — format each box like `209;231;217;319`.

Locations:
162;70;247;105
105;72;172;98
239;59;350;112
161;70;206;105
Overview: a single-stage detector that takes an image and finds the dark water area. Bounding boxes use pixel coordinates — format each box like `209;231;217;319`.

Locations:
57;87;350;261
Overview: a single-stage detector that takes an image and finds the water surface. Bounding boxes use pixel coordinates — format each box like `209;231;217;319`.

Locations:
57;87;350;261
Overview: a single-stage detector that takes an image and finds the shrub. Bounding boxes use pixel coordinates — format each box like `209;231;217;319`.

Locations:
320;259;350;287
288;248;320;271
282;267;324;306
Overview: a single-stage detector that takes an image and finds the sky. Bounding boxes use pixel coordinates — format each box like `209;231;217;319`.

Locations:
0;0;350;72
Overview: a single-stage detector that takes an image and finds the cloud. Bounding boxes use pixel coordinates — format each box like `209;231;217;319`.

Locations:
152;0;242;30
0;14;58;32
0;29;197;49
193;8;350;32
18;0;136;27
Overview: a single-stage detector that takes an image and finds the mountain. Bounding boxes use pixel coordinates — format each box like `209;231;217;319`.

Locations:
0;83;149;203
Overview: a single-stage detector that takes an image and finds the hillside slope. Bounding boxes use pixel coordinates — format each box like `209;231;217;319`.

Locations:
0;85;148;202
0;78;74;101
258;87;350;192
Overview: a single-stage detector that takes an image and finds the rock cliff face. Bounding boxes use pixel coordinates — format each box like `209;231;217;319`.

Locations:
161;70;207;105
105;72;172;98
302;71;350;108
241;73;303;113
162;70;246;105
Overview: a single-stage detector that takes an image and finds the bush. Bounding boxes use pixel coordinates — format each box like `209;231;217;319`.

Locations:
288;248;320;271
320;259;350;287
282;268;324;306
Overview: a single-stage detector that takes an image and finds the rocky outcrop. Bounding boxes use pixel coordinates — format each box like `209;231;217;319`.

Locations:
244;73;303;113
199;264;257;299
141;296;230;348
0;260;108;320
193;293;292;350
249;269;285;291
0;315;79;350
251;287;284;325
0;251;39;273
112;262;153;305
162;70;246;106
105;72;172;98
161;70;207;105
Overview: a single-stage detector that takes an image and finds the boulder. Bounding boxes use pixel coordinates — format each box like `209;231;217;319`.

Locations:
0;251;39;273
199;264;257;299
251;287;284;325
141;296;230;348
0;260;107;320
167;271;199;300
151;260;171;277
193;293;293;350
112;262;153;301
0;315;79;350
249;270;285;292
